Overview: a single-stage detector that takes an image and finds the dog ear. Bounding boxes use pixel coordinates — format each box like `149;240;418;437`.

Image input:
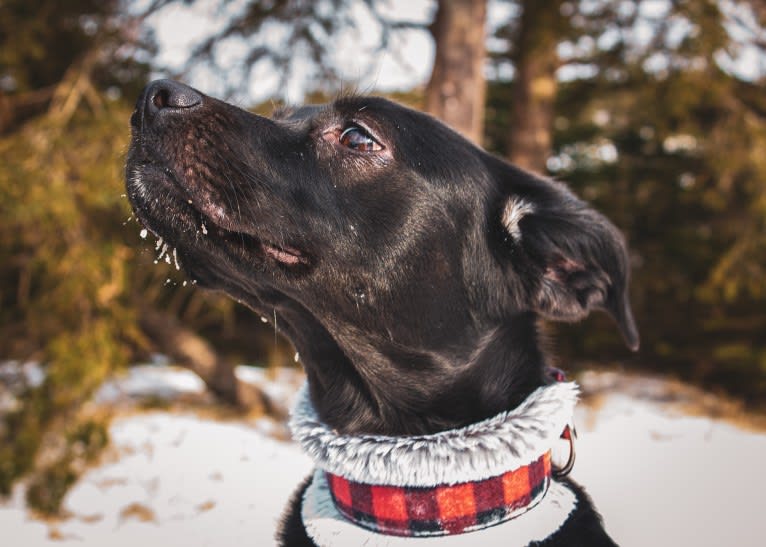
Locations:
500;182;639;351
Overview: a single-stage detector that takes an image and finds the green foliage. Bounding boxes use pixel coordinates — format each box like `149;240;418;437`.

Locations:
0;0;154;93
0;0;99;92
0;88;254;505
0;102;136;503
483;1;766;403
67;418;110;462
25;462;78;515
23;416;110;515
0;0;155;133
0;387;49;496
0;92;255;511
0;102;139;368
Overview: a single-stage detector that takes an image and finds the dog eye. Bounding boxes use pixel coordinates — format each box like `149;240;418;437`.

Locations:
339;126;383;152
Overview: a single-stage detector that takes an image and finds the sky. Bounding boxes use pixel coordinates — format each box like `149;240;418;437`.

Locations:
146;0;436;103
142;0;765;105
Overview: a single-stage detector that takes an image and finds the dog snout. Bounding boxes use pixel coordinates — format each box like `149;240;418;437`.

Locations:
136;79;203;127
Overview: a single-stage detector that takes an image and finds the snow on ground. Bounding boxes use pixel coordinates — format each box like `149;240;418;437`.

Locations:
575;393;766;546
94;360;208;404
2;366;766;546
1;413;312;547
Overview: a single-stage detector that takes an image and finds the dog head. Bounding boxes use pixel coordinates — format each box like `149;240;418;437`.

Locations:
126;80;637;433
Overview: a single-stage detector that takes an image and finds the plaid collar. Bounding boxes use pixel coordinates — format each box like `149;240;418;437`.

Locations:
325;451;552;537
290;376;578;539
302;470;578;546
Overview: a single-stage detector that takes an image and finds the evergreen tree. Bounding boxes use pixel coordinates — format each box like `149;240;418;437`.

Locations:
485;0;766;400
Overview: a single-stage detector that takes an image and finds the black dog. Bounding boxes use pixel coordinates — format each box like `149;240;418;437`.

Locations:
126;80;638;546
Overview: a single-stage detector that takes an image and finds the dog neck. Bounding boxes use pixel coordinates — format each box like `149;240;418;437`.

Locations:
291;381;579;544
299;313;549;437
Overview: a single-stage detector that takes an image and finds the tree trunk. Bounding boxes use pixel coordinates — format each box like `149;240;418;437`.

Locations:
425;0;487;145
507;0;566;173
0;87;55;134
139;309;239;400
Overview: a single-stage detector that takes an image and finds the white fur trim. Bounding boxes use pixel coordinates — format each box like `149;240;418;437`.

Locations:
289;382;579;487
502;197;535;240
302;469;577;546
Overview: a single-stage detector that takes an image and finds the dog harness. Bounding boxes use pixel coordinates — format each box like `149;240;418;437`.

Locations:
290;378;579;546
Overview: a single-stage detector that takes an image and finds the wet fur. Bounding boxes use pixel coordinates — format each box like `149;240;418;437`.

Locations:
126;81;636;546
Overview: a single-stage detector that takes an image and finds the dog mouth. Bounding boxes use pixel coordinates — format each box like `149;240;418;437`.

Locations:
127;156;311;269
261;242;306;265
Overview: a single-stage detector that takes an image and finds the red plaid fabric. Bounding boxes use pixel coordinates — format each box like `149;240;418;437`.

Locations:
326;451;552;537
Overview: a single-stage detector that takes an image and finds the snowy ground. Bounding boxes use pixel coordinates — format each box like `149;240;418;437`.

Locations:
2;365;765;546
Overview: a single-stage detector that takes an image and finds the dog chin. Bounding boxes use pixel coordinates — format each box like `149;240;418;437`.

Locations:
128;161;311;275
128;119;313;272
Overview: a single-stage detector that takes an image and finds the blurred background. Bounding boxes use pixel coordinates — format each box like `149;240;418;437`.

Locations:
1;0;765;534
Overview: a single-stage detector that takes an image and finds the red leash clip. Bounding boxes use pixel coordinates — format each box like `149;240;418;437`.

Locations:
547;367;577;478
554;423;576;478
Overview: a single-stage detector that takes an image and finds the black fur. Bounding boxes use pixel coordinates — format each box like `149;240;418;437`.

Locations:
126;80;636;546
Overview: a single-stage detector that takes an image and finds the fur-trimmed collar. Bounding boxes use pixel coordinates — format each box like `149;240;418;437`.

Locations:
290;381;580;545
289;381;579;487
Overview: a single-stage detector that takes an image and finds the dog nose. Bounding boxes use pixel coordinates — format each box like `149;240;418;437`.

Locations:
142;79;202;122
